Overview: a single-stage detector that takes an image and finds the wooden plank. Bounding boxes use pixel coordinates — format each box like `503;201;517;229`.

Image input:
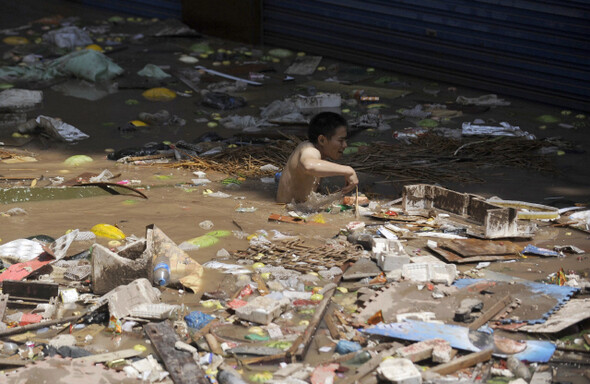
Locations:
0;358;28;367
304;80;410;99
429;349;493;375
3;280;58;301
285;56;322;76
439;239;522;257
324;311;341;340
0;294;8;321
144;321;209;384
469;295;512;330
287;273;344;361
428;245;517;264
76;348;143;364
340;346;399;384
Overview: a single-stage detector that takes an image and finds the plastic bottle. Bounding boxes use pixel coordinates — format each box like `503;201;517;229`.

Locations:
346;350;371;365
153;257;171;286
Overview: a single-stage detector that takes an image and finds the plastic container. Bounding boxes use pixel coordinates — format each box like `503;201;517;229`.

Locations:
153;256;171;286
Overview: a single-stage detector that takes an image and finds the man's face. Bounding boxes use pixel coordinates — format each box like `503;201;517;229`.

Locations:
319;126;348;160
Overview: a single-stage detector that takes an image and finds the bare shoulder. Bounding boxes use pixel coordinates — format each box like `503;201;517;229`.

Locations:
298;141;321;160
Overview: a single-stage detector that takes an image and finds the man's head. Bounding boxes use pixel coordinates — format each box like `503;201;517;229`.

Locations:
308;112;348;160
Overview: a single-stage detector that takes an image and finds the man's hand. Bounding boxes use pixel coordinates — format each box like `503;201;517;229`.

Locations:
341;167;359;194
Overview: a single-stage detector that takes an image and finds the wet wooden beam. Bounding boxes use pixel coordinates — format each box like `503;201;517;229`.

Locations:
144;321;209;384
469;295;512;330
429;349;493;375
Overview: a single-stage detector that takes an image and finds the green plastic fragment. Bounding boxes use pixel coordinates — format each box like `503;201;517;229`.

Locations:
185;235;219;249
536;115;560;123
418;119;439;128
266;341;292;350
268;48;293;58
125;99;139;105
108;16;125;23
64;155;93;167
190;42;211;53
245;334;269;341
343;147;359;155
374;76;397;84
206;230;231;238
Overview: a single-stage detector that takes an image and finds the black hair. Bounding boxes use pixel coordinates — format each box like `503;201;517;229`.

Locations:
308;112;348;144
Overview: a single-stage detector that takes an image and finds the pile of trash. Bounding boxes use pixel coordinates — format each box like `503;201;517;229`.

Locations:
0;180;587;384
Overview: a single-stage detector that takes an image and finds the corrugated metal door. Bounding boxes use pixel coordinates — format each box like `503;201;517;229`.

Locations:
263;0;590;111
76;0;182;19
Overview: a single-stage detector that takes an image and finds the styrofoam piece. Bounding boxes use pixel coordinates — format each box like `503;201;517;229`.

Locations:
377;358;422;384
377;254;410;272
98;278;161;319
402;263;457;285
51;230;78;260
0;89;43;112
372;238;411;272
0;239;44;264
74;231;96;241
128;303;180;320
282;291;312;300
410;255;445;264
396;312;440;323
64;264;91;281
60;288;79;303
294;93;341;112
235;296;290;325
377;226;398;240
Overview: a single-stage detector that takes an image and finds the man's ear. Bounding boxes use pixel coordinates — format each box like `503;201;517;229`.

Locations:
318;134;327;145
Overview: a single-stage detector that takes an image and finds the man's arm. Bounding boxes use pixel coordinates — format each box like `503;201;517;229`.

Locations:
299;147;359;193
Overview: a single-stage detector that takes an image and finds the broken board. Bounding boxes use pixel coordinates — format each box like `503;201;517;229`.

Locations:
285;56;322;76
304;80;410;99
428;243;519;264
520;298;590;333
342;258;380;280
3;280;58;302
439;239;522;257
144;321;209;384
0;253;54;283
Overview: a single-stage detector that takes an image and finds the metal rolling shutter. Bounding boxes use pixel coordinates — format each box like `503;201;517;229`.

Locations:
76;0;181;19
263;0;590;111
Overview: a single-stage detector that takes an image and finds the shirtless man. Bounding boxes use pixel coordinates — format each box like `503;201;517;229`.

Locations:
276;112;359;203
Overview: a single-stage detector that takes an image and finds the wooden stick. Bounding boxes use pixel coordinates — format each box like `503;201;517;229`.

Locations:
340;346;399;384
205;333;224;355
469;295;512;330
286;267;348;361
191;319;219;342
0;315;82;338
355;186;360;219
429;349;493;375
324;311;341;340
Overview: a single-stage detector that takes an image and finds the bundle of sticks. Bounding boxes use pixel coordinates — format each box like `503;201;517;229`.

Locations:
232;239;363;273
158;133;555;183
